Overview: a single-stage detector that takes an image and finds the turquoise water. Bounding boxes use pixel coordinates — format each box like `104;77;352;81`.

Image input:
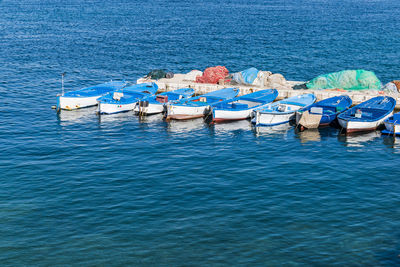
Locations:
1;0;400;265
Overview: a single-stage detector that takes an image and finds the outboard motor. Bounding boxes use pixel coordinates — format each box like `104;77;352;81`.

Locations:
139;100;149;107
203;105;212;115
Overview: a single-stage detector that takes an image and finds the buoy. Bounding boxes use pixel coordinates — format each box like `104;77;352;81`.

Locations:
51;105;56;109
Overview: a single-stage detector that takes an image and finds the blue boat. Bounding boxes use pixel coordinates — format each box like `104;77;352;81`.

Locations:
295;95;352;129
338;96;396;133
57;80;127;111
252;93;316;126
97;82;158;114
210;89;278;123
383;112;400;135
134;88;195;115
166;87;240;120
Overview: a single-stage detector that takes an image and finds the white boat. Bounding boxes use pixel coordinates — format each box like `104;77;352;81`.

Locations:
337;96;396;133
133;88;194;116
210;89;278;123
56;81;126;111
252;94;316;126
166;88;239;120
97;83;158;115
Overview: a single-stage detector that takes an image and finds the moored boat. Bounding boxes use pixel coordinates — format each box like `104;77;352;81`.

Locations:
252;94;316;126
57;81;127;111
382;112;400;135
165;87;239;120
210;89;278;123
97;82;158;114
295;95;352;129
337;96;396;133
134;88;194;116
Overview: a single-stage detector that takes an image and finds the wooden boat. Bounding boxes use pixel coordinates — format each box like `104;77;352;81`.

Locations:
210;89;278;123
165;87;239;120
134;88;194;116
382;112;400;135
97;82;158;114
252;94;316;126
57;81;126;111
337;96;396;133
295;95;352;129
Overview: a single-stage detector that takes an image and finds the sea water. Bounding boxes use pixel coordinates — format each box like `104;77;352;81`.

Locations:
1;0;400;265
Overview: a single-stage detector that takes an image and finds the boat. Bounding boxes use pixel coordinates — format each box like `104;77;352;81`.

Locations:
97;82;158;114
210;89;278;123
165;87;240;120
295;95;352;129
56;81;127;111
337;96;396;133
382;112;400;135
134;88;195;116
252;93;316;126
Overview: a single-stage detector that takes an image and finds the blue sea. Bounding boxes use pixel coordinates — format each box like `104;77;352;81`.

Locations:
1;0;400;265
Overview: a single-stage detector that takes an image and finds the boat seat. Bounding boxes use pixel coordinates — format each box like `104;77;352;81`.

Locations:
232;103;248;109
310;107;323;114
280;101;306;107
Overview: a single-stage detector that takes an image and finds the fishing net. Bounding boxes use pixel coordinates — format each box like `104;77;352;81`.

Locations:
196;66;229;84
306;70;382;91
146;69;167;80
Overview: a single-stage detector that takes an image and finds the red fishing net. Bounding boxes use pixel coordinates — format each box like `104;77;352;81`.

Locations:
196;66;229;84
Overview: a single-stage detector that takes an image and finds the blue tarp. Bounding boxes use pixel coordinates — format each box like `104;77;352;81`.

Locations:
232;67;259;85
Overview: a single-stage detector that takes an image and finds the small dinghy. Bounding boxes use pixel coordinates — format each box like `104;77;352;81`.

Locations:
252;93;316;126
134;88;195;116
295;95;352;129
165;87;239;120
97;82;158;114
57;81;126;111
337;96;396;133
382;112;400;136
210;89;278;123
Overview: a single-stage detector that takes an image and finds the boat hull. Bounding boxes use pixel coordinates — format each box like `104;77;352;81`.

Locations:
212;109;251;123
98;102;137;114
253;111;295;126
338;112;393;133
383;120;400;134
57;95;100;110
166;104;208;120
134;103;165;115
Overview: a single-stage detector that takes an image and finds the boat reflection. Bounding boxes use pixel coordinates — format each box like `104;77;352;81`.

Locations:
337;131;381;147
166;118;207;134
211;120;252;135
296;129;321;143
381;132;400;151
253;122;293;137
137;113;164;124
57;106;98;126
97;110;136;124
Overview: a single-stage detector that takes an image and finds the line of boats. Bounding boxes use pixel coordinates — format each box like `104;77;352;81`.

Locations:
56;81;400;135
